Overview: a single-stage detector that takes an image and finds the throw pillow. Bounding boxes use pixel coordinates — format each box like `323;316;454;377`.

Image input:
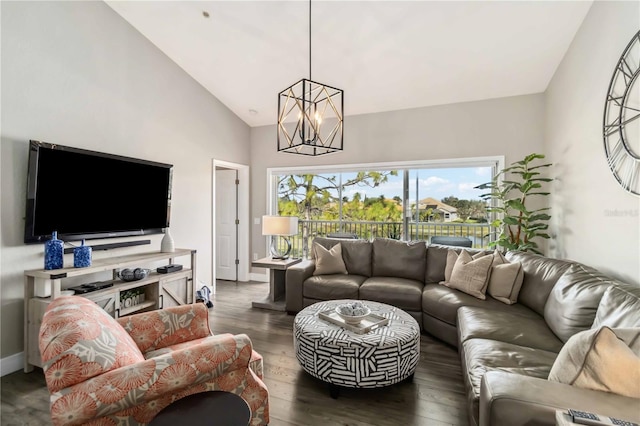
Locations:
313;242;348;275
443;249;487;282
487;250;524;305
548;327;640;398
440;250;493;299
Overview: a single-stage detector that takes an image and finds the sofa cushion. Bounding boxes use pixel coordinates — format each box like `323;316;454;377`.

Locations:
422;283;538;327
359;277;424;312
487;250;524;304
505;251;573;316
461;338;558;426
372;239;426;282
440;250;493;299
592;283;640;328
313;242;348;275
457;306;563;353
39;296;145;393
425;245;490;284
544;264;615;342
548;327;640;398
312;237;372;277
341;239;373;277
303;274;366;301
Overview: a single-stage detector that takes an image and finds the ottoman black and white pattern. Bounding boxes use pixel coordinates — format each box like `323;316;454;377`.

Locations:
293;299;420;390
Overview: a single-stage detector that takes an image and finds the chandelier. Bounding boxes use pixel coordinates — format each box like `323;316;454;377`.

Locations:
277;0;344;156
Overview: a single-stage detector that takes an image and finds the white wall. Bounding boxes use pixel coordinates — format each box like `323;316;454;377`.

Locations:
1;1;250;360
545;0;640;285
250;94;546;271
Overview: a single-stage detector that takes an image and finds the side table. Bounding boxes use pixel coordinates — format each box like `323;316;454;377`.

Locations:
251;257;301;311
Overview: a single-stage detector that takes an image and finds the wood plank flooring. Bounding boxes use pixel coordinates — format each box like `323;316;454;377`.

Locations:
1;280;468;425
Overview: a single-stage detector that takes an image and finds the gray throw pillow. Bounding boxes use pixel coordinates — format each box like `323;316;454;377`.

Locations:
313;242;348;275
487;250;524;305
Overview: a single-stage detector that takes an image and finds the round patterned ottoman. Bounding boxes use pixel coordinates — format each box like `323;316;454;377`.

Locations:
293;299;420;397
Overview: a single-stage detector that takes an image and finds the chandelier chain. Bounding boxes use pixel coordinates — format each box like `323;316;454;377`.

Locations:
309;0;312;82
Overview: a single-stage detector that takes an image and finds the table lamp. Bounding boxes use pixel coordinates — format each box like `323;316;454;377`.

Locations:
262;215;299;259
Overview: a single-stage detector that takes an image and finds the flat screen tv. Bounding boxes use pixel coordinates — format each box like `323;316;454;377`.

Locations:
24;140;172;244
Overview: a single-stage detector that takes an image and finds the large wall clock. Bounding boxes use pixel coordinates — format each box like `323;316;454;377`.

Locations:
603;30;640;196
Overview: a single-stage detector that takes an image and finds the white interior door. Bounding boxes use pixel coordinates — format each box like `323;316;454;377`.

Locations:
216;169;237;281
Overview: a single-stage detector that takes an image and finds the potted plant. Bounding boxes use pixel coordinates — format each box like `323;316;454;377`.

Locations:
475;153;552;254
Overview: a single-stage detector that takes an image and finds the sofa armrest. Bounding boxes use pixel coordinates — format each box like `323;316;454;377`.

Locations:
48;333;258;426
117;302;212;352
480;371;640;426
286;260;316;313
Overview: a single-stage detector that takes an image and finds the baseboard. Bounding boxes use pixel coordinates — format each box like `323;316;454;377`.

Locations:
1;352;24;377
250;273;269;282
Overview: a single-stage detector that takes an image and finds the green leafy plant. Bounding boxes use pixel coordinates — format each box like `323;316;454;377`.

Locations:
475;153;552;254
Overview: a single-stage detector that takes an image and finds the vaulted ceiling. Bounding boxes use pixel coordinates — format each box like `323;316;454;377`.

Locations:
105;1;593;127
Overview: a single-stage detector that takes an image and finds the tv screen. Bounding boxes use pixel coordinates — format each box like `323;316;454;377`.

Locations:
24;140;172;243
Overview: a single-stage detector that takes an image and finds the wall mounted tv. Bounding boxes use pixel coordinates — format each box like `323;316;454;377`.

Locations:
24;140;173;244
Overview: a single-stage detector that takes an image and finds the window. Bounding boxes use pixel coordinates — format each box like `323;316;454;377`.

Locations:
268;157;503;257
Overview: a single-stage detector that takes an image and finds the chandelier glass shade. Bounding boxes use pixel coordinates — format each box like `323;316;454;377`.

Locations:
277;0;344;156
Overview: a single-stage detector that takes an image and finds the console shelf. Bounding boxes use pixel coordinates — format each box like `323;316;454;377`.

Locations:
23;248;197;372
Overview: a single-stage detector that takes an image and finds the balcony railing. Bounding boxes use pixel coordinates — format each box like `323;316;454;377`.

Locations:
274;219;493;259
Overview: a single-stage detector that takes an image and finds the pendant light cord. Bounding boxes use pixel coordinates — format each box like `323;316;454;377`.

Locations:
309;0;312;81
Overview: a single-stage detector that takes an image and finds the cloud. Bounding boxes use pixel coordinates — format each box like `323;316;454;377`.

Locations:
475;167;492;177
458;182;482;194
420;176;449;187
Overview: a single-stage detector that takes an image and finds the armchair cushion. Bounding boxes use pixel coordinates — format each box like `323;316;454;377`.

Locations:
39;296;145;393
117;303;212;353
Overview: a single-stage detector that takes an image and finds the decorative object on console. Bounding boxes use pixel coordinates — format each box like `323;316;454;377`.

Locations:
118;268;151;282
276;0;344;156
161;227;175;253
44;231;64;270
262;215;299;259
73;239;92;268
603;30;640;196
475;153;553;254
120;288;146;308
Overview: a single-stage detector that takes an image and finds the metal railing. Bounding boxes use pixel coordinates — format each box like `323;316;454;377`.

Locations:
275;219;493;259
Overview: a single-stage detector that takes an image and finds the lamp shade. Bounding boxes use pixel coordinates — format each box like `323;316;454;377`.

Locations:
262;216;299;236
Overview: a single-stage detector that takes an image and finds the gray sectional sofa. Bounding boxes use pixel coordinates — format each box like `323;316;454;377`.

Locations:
285;237;640;426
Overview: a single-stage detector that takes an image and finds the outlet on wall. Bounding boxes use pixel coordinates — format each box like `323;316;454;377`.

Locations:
253;253;258;261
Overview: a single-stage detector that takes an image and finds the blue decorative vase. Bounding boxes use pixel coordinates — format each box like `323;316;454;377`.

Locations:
44;231;64;270
73;240;92;268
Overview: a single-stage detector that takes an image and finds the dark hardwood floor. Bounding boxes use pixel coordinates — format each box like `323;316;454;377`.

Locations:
1;280;468;425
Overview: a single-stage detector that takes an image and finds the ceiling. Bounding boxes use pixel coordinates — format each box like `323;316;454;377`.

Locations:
105;1;593;128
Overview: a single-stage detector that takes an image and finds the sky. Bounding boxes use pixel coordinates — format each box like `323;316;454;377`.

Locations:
340;167;493;202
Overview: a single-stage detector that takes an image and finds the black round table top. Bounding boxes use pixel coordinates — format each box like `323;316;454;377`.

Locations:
149;391;251;426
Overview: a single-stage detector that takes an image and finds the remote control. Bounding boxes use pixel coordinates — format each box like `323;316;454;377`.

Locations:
569;409;639;426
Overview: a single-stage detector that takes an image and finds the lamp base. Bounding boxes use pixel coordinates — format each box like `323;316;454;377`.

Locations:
269;236;292;260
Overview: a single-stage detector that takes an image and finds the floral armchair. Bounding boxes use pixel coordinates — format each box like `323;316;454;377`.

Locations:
39;296;269;426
